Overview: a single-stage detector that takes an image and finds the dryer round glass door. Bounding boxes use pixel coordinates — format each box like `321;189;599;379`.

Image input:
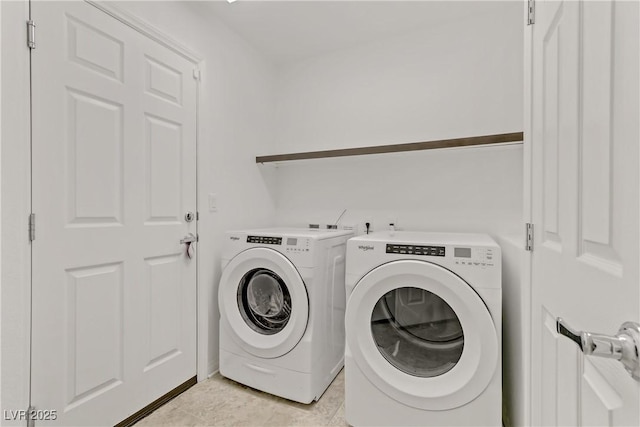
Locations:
219;247;309;358
372;287;464;378
345;259;498;411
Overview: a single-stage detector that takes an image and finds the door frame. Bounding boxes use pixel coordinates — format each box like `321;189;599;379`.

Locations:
521;1;534;426
0;1;206;419
0;0;33;418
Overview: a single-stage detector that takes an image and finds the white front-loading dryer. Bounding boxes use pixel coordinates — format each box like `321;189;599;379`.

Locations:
345;231;501;426
218;227;352;403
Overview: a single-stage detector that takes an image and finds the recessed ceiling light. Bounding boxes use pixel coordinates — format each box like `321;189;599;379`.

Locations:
227;0;238;3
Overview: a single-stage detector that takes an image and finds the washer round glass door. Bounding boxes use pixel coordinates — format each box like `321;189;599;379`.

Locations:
237;268;292;335
219;247;309;358
345;260;498;410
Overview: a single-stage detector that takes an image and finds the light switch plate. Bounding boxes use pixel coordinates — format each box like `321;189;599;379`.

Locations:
208;193;218;212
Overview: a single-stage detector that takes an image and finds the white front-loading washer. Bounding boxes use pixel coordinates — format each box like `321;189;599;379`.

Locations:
345;231;501;426
218;227;352;403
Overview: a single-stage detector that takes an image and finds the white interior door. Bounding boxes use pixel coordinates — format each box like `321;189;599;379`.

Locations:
530;0;639;426
30;1;197;425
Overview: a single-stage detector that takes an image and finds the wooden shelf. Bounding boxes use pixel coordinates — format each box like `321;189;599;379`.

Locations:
256;132;523;163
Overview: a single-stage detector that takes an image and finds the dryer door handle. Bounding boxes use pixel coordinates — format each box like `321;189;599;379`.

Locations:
556;318;640;381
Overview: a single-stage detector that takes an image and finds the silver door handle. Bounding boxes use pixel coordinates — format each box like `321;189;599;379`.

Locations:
180;233;198;244
556;318;640;381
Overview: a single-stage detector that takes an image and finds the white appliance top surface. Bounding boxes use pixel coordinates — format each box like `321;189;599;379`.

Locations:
350;231;498;247
229;227;353;240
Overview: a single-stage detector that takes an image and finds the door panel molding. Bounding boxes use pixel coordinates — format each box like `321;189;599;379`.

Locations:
86;1;202;64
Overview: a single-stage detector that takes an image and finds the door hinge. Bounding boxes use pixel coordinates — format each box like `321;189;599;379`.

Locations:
27;20;36;49
525;223;534;251
527;0;535;25
196;211;199;221
193;68;201;81
26;405;35;427
29;213;36;242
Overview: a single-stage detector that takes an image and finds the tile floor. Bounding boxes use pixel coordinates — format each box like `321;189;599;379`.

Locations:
135;370;347;426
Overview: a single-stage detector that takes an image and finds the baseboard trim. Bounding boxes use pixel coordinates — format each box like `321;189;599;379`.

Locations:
115;376;197;427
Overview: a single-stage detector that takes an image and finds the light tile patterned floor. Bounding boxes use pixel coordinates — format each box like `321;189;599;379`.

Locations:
135;370;347;427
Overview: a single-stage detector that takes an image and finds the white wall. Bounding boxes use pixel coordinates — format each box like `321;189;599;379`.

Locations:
272;145;522;237
270;3;526;425
499;235;528;427
273;5;522;153
272;4;523;236
113;1;279;378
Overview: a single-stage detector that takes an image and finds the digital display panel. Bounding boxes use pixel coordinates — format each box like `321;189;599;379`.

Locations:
287;238;298;246
454;247;472;258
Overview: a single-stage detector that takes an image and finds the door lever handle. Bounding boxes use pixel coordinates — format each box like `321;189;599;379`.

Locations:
556;318;640;381
180;233;198;244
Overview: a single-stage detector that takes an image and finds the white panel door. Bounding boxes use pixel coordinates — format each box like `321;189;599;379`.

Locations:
30;1;197;425
530;1;639;426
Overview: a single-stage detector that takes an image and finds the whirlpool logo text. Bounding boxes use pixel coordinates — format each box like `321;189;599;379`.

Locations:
358;245;375;251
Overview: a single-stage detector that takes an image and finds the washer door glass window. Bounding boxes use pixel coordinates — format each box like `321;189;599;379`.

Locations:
238;268;292;335
219;247;309;358
371;287;463;378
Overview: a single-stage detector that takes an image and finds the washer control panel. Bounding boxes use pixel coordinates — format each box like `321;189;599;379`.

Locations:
247;235;282;245
285;237;311;253
386;244;445;257
453;246;496;268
